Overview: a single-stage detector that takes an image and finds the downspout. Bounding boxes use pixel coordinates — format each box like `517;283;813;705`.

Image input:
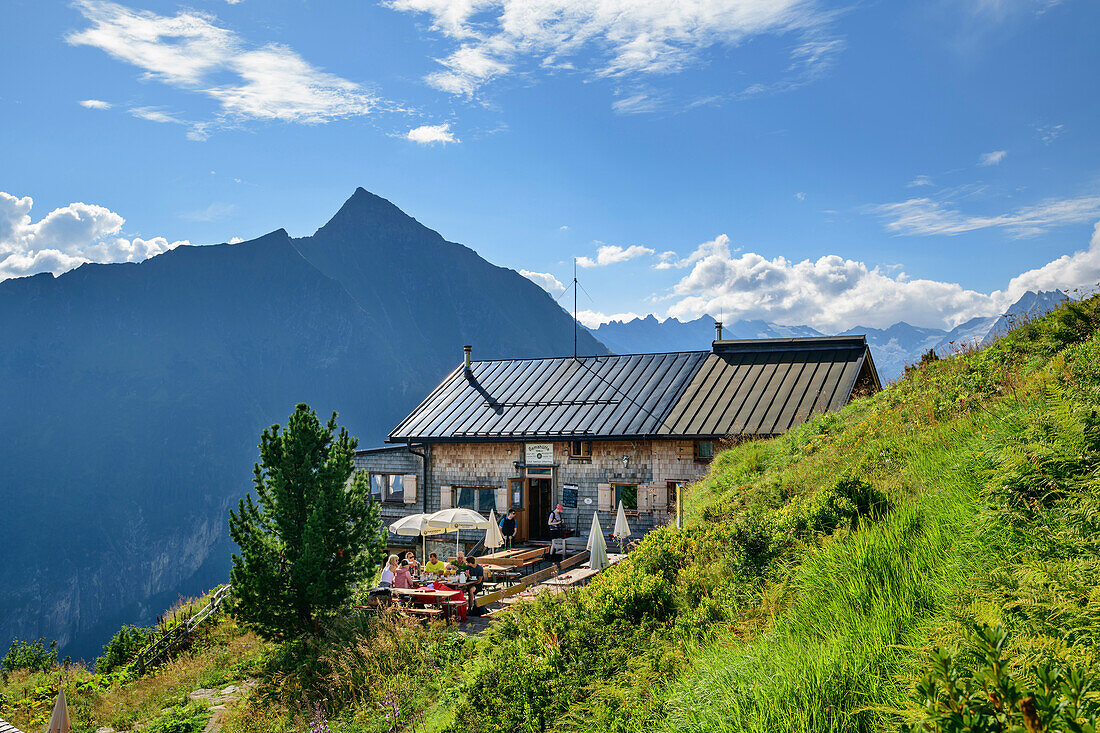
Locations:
407;442;429;514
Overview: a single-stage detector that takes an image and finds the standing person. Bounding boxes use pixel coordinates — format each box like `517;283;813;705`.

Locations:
548;504;565;552
500;509;517;548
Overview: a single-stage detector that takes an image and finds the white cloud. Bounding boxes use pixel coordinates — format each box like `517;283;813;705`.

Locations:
576;309;645;328
130;106;182;124
0;191;187;281
79;99;112;109
406;123;458;145
182;202;236;222
1036;123;1064;144
386;0;841;106
67;1;386;139
576;244;655;268
228;236;245;244
907;175;934;187
1000;221;1100;302
654;235;733;270
559;225;569;231
794;191;806;201
520;269;565;293
870;194;1100;238
979;149;1007;166
658;222;1100;331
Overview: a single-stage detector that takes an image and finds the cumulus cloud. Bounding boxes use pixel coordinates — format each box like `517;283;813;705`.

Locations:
576;244;655;268
0;191;187;281
1000;221;1100;302
406;123;458;144
79;99;112;109
870;194;1100;238
386;0;842;106
576;309;645;328
658;224;1100;331
980;149;1007;166
520;269;565;293
67;1;387;139
654;234;733;270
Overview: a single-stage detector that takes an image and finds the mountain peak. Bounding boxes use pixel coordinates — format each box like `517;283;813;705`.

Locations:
313;188;438;243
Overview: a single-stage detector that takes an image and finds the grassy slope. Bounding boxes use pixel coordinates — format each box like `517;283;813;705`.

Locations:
437;296;1100;732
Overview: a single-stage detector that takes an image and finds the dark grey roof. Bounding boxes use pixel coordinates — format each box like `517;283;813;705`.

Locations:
389;336;878;442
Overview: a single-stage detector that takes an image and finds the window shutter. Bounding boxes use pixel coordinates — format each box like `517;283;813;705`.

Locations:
440;484;452;509
495;486;508;513
597;483;612;512
403;475;417;504
647;485;665;512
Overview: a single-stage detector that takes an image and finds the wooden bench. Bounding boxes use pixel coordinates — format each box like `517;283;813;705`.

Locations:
558;551;590;571
401;607;444;619
487;547;548;567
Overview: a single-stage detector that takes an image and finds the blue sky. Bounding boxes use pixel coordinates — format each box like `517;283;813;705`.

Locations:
2;0;1098;331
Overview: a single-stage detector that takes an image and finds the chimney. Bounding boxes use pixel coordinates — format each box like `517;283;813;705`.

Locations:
463;345;472;370
714;321;723;342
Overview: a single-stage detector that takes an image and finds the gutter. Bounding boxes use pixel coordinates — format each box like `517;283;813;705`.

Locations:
406;442;429;514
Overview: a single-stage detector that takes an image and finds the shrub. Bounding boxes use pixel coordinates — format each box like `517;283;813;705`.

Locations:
144;702;212;733
2;638;58;679
96;624;156;675
905;624;1100;732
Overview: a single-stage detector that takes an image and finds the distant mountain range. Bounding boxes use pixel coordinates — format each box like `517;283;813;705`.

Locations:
0;188;606;660
590;289;1069;382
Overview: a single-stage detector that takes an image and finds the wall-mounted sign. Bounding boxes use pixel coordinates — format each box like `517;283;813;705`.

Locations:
584;497;593;505
525;443;554;465
561;485;579;508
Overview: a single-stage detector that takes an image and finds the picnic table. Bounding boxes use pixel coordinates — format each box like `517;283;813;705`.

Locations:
541;567;598;588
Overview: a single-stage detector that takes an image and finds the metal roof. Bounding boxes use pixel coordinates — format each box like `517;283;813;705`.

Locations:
388;336;877;443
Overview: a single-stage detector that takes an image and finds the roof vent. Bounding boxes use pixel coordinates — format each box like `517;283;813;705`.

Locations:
714;321;723;342
463;345;472;370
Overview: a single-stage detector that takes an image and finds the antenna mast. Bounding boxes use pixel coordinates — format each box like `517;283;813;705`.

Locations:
573;258;578;358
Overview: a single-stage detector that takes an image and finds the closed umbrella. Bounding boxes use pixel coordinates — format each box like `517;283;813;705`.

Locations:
587;512;609;571
484;508;505;552
389;513;448;561
46;687;71;733
426;508;492;555
613;500;632;552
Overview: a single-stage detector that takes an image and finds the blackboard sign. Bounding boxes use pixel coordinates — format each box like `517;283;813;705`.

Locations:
561;486;579;508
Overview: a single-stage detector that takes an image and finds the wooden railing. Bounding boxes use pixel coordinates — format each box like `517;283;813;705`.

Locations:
132;585;233;676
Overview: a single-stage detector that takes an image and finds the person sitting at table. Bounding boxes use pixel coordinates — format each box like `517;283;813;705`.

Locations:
466;556;485;613
393;561;413;589
404;551;420;573
500;510;517;548
423;552;446;576
379;554;399;587
449;551;468;574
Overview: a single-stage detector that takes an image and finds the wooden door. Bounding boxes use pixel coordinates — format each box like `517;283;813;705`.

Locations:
528;478;552;540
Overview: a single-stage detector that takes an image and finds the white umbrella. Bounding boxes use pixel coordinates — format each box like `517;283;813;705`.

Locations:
484;508;505;552
46;687;71;733
426;508;492;555
587;512;609;571
613;500;632;538
389;513;448;560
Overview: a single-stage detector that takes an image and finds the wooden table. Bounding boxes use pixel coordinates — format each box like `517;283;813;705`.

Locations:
542;567;598;588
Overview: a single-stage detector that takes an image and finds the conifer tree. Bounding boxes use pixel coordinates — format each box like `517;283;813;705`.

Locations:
228;403;385;641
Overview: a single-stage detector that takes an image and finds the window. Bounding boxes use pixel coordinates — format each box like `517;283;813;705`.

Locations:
666;480;685;513
509;478;524;509
614;483;638;511
369;473;404;502
569;441;593;460
694;441;716;463
454;485;498;513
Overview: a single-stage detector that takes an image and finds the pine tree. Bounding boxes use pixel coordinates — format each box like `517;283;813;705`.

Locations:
228;403;385;641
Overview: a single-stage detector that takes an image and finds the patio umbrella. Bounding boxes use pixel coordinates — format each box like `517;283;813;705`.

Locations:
426;508;492;555
587;512;609;571
484;508;505;552
389;513;448;560
46;687;71;733
613;500;632;552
